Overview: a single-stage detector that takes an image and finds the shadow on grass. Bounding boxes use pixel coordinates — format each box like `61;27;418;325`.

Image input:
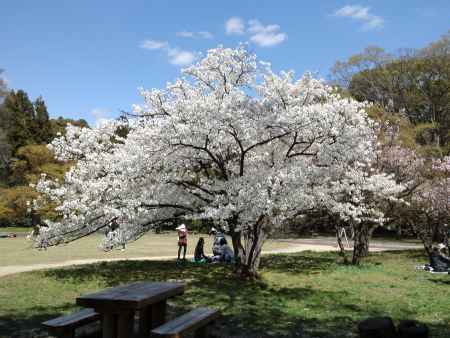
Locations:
28;256;381;337
376;249;427;260
260;251;339;275
0;303;78;338
2;253;449;337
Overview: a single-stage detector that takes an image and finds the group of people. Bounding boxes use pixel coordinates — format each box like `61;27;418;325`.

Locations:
176;224;234;264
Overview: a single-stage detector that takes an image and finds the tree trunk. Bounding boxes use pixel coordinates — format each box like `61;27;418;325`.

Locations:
335;225;349;264
231;230;245;265
352;222;369;265
228;215;245;268
240;216;267;279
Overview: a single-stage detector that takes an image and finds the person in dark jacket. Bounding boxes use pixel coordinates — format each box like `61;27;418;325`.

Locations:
429;244;450;272
194;237;211;263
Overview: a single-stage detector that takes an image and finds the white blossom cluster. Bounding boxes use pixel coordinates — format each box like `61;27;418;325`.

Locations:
34;46;403;248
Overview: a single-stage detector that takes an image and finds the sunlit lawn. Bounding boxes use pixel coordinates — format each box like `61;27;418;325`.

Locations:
0;232;289;267
0;250;449;338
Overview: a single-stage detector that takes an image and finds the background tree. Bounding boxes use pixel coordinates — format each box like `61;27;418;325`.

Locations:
0;144;71;226
34;97;53;144
0;86;89;227
330;31;450;153
49;117;89;137
0;69;7;100
0;90;36;150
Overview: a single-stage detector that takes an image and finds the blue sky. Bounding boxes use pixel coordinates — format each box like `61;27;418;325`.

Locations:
1;0;449;126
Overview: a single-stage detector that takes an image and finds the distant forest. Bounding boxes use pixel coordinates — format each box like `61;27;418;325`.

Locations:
0;83;88;227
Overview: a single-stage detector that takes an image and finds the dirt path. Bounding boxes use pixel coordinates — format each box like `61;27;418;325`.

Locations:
0;239;421;278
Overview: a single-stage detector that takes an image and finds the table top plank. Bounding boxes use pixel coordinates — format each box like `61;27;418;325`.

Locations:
76;282;185;310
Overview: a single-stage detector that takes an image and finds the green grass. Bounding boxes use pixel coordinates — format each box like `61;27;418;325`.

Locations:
0;250;449;338
0;232;289;267
0;226;31;233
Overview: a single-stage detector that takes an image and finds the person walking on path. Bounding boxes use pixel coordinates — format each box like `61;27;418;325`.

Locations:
176;224;188;262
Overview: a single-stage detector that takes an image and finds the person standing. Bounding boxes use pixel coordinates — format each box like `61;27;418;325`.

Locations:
176;224;188;262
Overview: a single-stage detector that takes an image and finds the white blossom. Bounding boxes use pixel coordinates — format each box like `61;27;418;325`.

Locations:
34;46;403;250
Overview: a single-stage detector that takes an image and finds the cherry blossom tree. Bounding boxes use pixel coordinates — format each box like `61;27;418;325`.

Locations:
34;46;403;277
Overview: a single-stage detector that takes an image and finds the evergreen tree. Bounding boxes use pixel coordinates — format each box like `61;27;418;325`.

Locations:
0;90;36;150
34;96;52;143
0;69;7;100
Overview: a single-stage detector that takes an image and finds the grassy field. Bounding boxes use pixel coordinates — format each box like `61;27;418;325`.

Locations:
0;232;289;267
0;250;449;338
0;227;31;233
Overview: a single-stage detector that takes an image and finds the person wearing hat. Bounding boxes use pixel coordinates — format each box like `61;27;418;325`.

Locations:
429;243;450;272
176;224;188;262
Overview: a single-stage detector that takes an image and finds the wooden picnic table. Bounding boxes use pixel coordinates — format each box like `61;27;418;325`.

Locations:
76;281;185;338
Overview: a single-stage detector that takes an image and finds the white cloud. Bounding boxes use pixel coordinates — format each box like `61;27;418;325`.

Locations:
334;5;384;31
198;31;214;39
225;17;245;35
248;19;287;47
140;39;169;50
176;31;214;39
176;31;195;38
168;48;198;66
140;39;197;66
91;108;113;126
225;17;287;47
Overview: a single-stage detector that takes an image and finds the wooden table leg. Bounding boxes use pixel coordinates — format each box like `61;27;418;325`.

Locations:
102;313;117;338
138;306;152;337
117;310;134;338
151;300;167;328
138;300;167;337
194;326;207;338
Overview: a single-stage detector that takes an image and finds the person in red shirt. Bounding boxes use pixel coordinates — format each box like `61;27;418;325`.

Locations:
176;224;188;262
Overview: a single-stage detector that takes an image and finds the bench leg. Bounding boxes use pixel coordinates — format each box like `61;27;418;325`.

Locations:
50;328;74;338
102;313;117;338
195;321;216;338
117;310;134;338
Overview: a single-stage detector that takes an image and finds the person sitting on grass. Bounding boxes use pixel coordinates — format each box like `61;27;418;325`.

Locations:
429;243;450;272
194;237;211;263
221;243;234;263
209;227;226;256
176;224;188;262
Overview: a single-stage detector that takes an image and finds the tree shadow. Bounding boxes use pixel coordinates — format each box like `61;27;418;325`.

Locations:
0;303;97;338
14;258;377;337
378;249;426;259
429;278;450;285
260;252;340;275
3;253;449;337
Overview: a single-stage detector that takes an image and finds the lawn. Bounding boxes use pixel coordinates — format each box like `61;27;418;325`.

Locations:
0;232;289;267
0;250;449;338
0;227;31;233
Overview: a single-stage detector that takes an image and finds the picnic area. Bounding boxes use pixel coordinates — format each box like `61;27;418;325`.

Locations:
1;3;450;337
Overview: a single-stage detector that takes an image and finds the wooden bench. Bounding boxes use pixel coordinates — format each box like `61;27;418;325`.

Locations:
42;308;100;338
151;307;220;338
